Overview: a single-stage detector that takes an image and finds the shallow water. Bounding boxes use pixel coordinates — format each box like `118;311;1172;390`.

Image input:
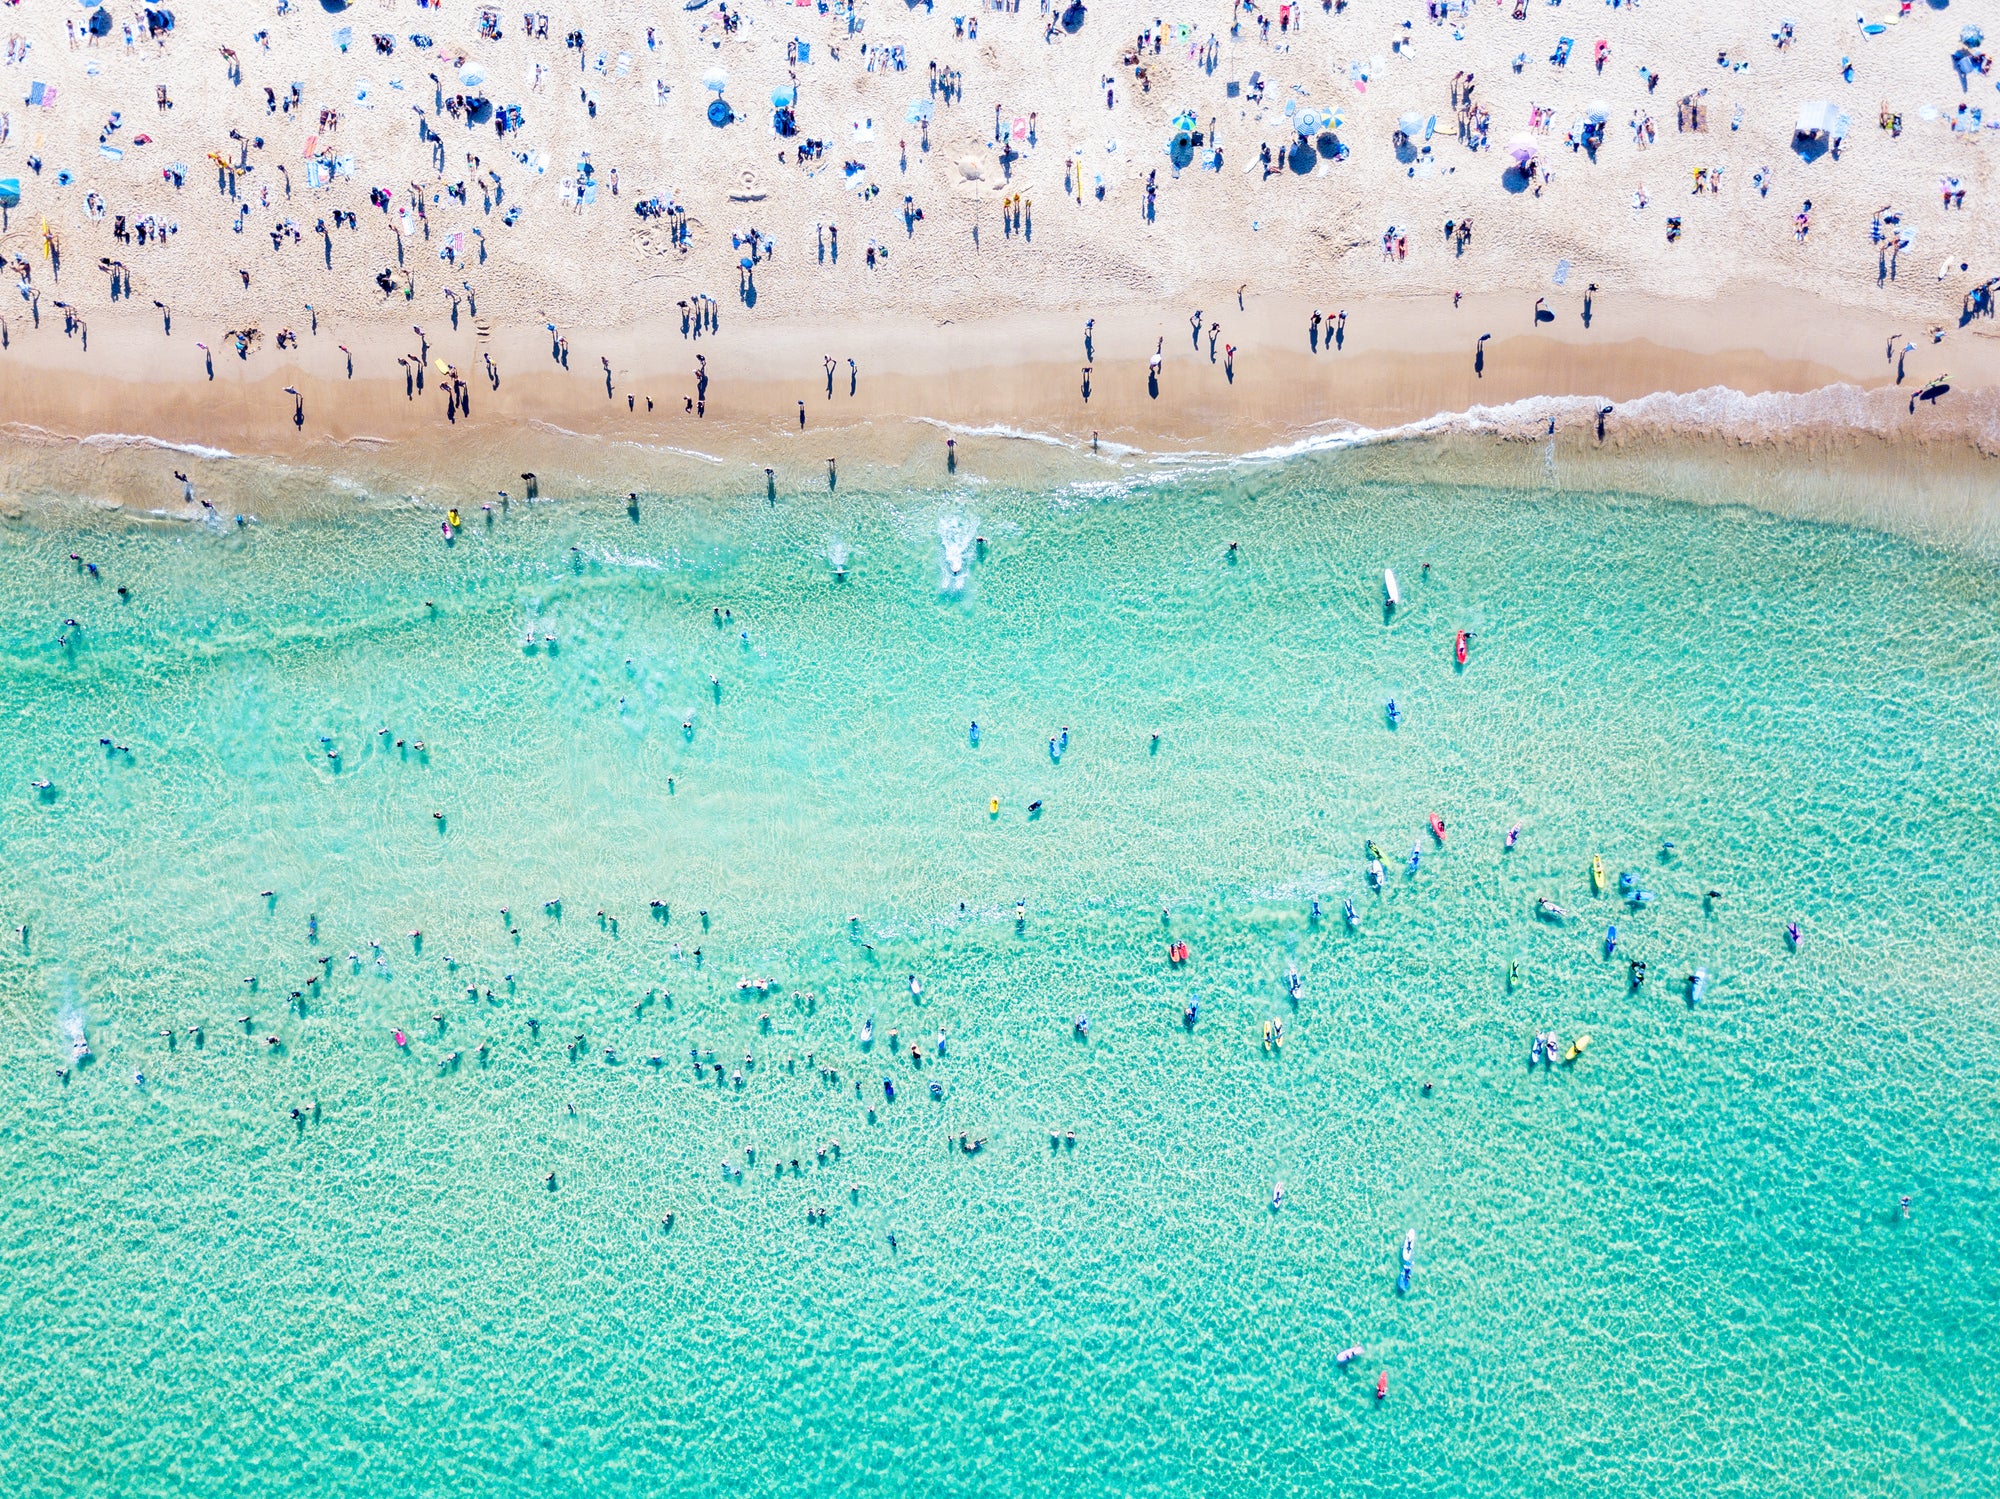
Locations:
2;462;1997;1496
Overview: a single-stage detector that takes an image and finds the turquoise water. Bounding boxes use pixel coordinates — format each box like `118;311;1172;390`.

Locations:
2;464;1997;1495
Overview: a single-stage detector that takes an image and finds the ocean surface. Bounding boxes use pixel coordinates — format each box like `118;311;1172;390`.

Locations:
2;460;1996;1496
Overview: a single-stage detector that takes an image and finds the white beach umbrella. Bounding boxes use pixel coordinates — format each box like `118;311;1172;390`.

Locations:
703;67;728;94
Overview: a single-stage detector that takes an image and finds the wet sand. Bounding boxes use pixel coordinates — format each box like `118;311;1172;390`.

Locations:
3;279;1996;551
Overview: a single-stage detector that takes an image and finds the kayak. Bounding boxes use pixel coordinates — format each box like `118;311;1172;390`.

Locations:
1428;812;1446;845
1454;629;1468;665
1384;568;1400;609
1591;854;1605;892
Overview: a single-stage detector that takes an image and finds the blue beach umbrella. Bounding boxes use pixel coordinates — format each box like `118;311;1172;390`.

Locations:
772;83;795;107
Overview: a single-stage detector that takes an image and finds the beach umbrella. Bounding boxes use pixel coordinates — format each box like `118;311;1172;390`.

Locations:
1961;25;1982;46
88;6;112;35
1508;134;1536;163
0;179;19;208
1397;110;1423;136
1295;110;1320;136
459;65;486;87
1586;100;1608;123
702;67;728;94
1172;110;1197;132
772;84;796;107
707;97;733;126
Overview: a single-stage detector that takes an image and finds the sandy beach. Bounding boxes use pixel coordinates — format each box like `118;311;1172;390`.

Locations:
14;4;2000;1487
0;0;1993;524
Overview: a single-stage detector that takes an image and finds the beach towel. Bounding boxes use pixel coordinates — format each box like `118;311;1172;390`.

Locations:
39;85;55;108
850;117;874;141
25;81;44;106
333;26;352;52
99;144;121;160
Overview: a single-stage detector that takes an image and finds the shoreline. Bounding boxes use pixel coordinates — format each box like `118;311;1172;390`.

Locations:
2;280;1997;552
